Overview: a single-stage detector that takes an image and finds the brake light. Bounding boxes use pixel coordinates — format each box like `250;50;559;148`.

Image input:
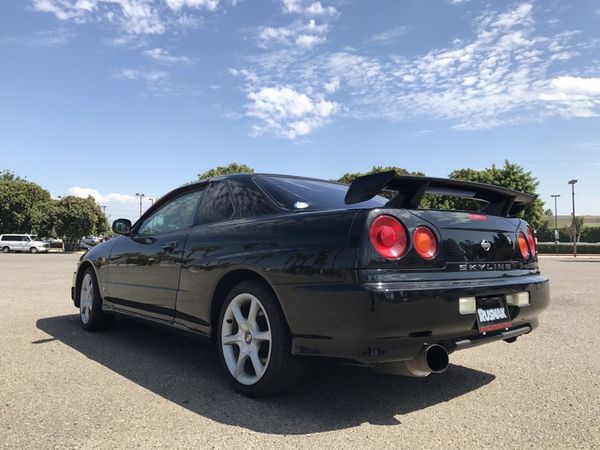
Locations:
369;215;408;260
414;226;438;260
468;213;488;221
518;232;530;259
526;227;537;256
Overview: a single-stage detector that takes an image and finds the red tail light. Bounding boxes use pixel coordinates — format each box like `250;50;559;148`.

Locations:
518;232;530;259
526;227;537;256
414;226;438;260
369;215;408;260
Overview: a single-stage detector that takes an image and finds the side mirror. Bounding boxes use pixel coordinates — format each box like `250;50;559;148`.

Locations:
112;218;132;235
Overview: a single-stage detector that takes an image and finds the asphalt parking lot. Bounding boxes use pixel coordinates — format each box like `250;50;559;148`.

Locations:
1;253;599;449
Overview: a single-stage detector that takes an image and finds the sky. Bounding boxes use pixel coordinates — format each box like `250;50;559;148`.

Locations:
1;0;599;222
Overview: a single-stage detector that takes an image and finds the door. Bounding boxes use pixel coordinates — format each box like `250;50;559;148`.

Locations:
106;188;205;321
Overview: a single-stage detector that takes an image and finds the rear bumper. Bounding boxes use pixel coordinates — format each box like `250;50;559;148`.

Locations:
279;274;549;365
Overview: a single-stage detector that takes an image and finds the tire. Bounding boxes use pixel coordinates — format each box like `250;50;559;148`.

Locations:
29;247;38;254
217;281;306;397
2;247;9;254
79;268;114;331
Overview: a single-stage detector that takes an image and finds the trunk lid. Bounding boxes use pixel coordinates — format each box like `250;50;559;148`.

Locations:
409;210;522;263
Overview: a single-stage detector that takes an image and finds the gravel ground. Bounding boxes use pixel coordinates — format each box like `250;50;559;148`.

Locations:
1;253;599;449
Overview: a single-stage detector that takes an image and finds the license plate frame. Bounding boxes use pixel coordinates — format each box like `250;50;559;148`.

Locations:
476;295;512;332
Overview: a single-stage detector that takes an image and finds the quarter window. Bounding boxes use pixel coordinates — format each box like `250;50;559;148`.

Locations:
137;189;204;235
196;182;234;225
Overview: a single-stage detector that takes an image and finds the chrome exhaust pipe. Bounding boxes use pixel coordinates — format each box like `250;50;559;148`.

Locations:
373;344;449;377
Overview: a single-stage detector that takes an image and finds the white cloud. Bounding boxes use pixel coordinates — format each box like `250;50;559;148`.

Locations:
233;2;599;134
295;33;324;48
1;29;74;47
31;0;220;35
115;67;169;81
246;86;338;139
540;76;600;118
32;0;166;34
164;0;218;11
68;186;137;204
282;0;336;16
323;77;340;93
257;19;328;49
143;47;193;64
366;26;409;44
550;76;600;94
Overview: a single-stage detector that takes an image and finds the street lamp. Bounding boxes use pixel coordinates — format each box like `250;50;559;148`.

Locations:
568;180;578;257
551;194;560;255
148;198;155;206
135;192;145;217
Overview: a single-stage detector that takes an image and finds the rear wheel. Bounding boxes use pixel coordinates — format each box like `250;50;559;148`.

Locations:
217;281;306;397
79;268;114;331
29;247;38;254
2;247;9;254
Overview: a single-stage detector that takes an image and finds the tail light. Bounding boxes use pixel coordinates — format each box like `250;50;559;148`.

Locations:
526;227;537;256
369;215;408;260
518;232;530;259
414;226;438;260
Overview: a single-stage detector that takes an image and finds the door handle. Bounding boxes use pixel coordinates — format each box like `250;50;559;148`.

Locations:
161;241;178;253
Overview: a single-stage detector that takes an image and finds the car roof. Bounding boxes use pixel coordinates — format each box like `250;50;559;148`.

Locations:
190;172;346;186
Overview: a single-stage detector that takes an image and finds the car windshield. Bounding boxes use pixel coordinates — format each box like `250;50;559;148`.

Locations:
256;176;387;211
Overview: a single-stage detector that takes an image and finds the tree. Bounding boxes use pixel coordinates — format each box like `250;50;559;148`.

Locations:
0;170;52;234
544;208;554;217
448;160;545;230
566;216;585;243
54;196;107;250
198;163;254;180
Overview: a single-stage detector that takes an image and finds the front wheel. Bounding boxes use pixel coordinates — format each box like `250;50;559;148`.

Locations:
29;247;38;254
217;281;306;397
79;268;114;331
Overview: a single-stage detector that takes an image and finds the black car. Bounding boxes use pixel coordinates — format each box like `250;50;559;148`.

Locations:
71;171;549;397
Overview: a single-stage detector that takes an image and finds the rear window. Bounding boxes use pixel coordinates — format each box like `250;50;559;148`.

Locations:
256;176;387;211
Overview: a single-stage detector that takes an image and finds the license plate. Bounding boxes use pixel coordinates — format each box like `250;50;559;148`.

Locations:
476;295;512;332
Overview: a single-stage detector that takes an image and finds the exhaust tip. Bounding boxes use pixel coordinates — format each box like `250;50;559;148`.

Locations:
425;344;449;373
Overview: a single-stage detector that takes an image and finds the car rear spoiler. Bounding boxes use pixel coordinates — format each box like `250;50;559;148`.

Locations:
344;170;536;216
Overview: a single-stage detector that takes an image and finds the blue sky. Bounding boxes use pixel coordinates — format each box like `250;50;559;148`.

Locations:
1;0;599;221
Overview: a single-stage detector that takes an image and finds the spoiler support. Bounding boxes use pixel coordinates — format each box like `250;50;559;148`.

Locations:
344;171;536;216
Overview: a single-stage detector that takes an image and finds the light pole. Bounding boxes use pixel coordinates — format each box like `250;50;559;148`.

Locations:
135;193;145;217
148;198;155;206
568;180;578;257
551;194;560;256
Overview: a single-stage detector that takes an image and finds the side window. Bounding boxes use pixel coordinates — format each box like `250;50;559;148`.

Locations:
196;182;234;225
137;189;204;235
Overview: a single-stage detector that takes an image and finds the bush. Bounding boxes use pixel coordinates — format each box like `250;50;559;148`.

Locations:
581;227;600;243
537;242;600;254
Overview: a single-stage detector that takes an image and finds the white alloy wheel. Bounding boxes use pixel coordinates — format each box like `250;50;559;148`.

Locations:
80;273;94;325
30;247;38;254
221;293;272;385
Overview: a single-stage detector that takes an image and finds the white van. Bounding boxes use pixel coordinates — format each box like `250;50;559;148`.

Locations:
0;234;50;253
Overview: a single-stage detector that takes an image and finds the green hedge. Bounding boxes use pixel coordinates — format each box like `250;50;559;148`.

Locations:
537;242;600;254
536;226;600;243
